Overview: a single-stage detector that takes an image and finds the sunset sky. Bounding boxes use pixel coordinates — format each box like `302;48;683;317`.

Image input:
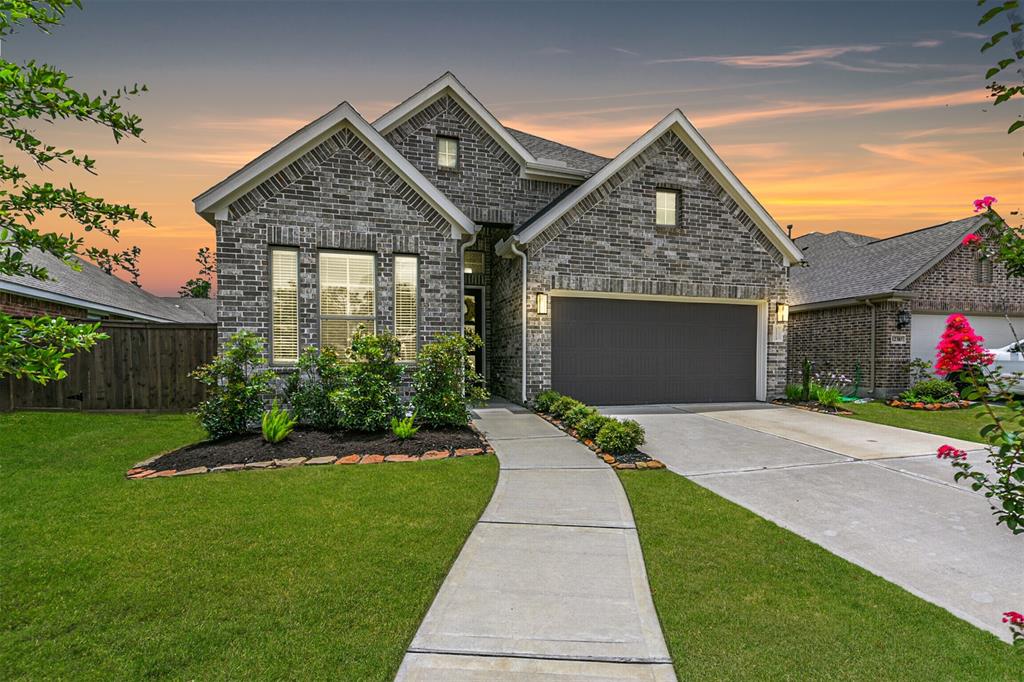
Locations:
6;0;1022;295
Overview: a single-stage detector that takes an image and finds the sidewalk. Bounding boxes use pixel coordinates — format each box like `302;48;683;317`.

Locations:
396;404;675;681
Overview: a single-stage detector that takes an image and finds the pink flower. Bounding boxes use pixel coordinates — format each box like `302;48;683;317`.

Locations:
935;313;994;376
1003;611;1024;624
937;444;968;459
961;233;982;247
972;195;997;212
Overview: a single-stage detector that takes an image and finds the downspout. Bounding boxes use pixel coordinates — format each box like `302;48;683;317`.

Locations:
862;298;876;396
458;230;479;327
508;240;528;403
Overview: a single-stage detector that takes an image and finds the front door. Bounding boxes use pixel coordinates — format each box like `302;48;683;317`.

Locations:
464;287;485;376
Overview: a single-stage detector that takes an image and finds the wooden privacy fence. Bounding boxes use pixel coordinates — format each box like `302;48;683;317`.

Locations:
1;322;217;411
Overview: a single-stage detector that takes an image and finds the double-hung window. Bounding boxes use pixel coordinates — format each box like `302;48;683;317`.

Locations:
270;247;299;364
394;255;419;362
656;189;678;226
319;251;375;352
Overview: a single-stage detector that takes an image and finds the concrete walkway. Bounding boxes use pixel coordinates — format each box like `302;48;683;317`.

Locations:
396;404;675;681
602;403;1023;643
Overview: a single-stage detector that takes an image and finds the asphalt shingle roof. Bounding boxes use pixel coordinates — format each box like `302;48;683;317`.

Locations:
506;128;610;174
0;249;215;323
790;215;987;306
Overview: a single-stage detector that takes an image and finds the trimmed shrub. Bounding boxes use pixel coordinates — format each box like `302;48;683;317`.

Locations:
284;347;346;430
910;378;958;400
563;403;598;430
191;331;274;440
534;389;562;413
335;329;404;432
550;395;583;419
411;332;488;428
595;418;646;456
577;412;610;441
261;400;297;444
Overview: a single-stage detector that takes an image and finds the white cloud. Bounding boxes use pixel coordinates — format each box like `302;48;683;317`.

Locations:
648;45;882;68
912;39;943;48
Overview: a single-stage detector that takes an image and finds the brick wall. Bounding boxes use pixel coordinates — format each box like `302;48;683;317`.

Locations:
522;132;790;400
216;127;462;365
910;243;1024;315
0;291;87;319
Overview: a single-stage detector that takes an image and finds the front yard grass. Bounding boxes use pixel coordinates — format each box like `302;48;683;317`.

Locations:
620;470;1021;681
1;411;497;680
842;400;1014;443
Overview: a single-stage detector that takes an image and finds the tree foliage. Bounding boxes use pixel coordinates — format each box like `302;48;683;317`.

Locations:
977;0;1024;134
0;312;106;384
178;246;216;298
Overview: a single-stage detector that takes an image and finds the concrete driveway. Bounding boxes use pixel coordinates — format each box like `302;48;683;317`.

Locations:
601;403;1023;642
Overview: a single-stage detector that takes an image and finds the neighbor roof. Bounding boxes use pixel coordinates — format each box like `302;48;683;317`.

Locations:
0;250;214;323
789;215;987;307
193;102;476;237
507;109;805;265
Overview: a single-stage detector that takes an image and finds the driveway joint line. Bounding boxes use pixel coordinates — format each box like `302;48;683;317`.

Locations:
406;647;673;665
478;519;636;530
681;457;857;478
864;459;988;498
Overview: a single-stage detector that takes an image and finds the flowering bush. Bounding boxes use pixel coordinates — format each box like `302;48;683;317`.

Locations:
933;313;1023;535
960;196;1024;279
1003;611;1024;645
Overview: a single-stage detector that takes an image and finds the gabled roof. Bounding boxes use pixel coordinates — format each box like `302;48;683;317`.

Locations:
790;215;987;307
373;72;594;183
193;102;476;237
0;250;214;323
506;128;610;175
508;109;804;265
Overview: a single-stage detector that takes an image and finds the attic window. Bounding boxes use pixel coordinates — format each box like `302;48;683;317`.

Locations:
437;136;458;169
975;256;993;285
656;189;678;226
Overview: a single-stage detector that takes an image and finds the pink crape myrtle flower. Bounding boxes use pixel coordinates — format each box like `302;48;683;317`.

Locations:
934;314;995;376
962;233;982;247
973;195;997;212
1004;611;1024;624
937;444;968;459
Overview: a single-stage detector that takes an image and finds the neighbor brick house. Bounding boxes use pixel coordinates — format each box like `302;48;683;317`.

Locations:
194;73;803;405
789;215;1024;396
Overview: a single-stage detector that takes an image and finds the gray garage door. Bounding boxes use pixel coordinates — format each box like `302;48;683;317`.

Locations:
551;296;757;405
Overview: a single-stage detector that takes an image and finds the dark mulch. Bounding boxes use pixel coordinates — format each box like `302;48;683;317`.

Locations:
613;450;653;464
145;427;485;471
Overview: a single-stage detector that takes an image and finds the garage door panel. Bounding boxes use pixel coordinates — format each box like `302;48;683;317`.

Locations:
550;297;757;405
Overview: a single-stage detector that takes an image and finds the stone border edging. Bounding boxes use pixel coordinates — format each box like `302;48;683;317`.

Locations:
885;399;972;411
126;424;495;480
534;412;665;470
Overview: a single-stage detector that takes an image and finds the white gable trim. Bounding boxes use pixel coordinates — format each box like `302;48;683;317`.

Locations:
193;102;477;237
512;109;805;265
373;72;590;183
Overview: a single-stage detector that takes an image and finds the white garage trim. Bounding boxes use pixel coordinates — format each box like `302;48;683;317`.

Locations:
549;290;768;401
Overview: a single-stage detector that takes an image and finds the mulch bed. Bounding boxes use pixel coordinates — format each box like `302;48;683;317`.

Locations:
886;399;972;411
536;413;665;471
127;426;492;479
771;399;853;415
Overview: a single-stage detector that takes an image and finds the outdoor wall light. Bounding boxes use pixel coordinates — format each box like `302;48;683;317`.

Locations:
776;302;789;323
536;292;549;315
896;309;911;329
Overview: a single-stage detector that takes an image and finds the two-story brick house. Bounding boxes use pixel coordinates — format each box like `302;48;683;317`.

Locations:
194;73;804;405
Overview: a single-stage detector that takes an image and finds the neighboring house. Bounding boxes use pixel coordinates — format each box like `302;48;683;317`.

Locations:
194;72;803;405
0;249;215;324
789;215;1024;396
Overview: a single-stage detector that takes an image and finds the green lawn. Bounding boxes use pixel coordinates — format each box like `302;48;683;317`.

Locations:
842;401;1016;443
1;411;497;680
620;470;1021;681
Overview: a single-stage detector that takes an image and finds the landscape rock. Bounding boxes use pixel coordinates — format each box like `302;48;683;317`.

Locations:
174;466;208;476
274;457;307;467
360;454;385;464
421;450;450;460
336;455;361;465
245;460;274;469
305;456;337;465
385;454;416;462
454;447;483;457
211;463;245;473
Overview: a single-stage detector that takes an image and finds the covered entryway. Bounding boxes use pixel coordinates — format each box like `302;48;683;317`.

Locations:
550;295;759;405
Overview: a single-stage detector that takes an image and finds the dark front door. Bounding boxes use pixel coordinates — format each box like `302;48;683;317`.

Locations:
464;287;485;376
551;296;757;405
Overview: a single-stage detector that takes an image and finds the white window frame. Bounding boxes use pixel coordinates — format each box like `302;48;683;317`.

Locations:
437;136;458;169
318;250;376;353
394;255;419;362
656;189;678;226
269;246;299;365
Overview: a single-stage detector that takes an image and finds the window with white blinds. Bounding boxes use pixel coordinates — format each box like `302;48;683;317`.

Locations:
394;255;418;362
270;248;299;364
320;251;375;353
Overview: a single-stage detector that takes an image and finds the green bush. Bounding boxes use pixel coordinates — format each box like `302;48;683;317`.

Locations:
534;389;562;413
910;378;958;400
284;347;346;430
261;400;297;443
550;395;583;419
814;385;842;408
411;333;488;428
390;413;419;440
595;418;646;456
563;403;598;429
191;331;275;440
784;384;803;401
576;412;610;440
335;329;404;432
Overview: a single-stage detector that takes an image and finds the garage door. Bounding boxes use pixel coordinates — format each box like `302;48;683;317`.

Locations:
551;296;757;405
911;313;1024;362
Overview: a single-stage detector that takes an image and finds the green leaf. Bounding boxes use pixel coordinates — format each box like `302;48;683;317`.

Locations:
1010;120;1024;134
